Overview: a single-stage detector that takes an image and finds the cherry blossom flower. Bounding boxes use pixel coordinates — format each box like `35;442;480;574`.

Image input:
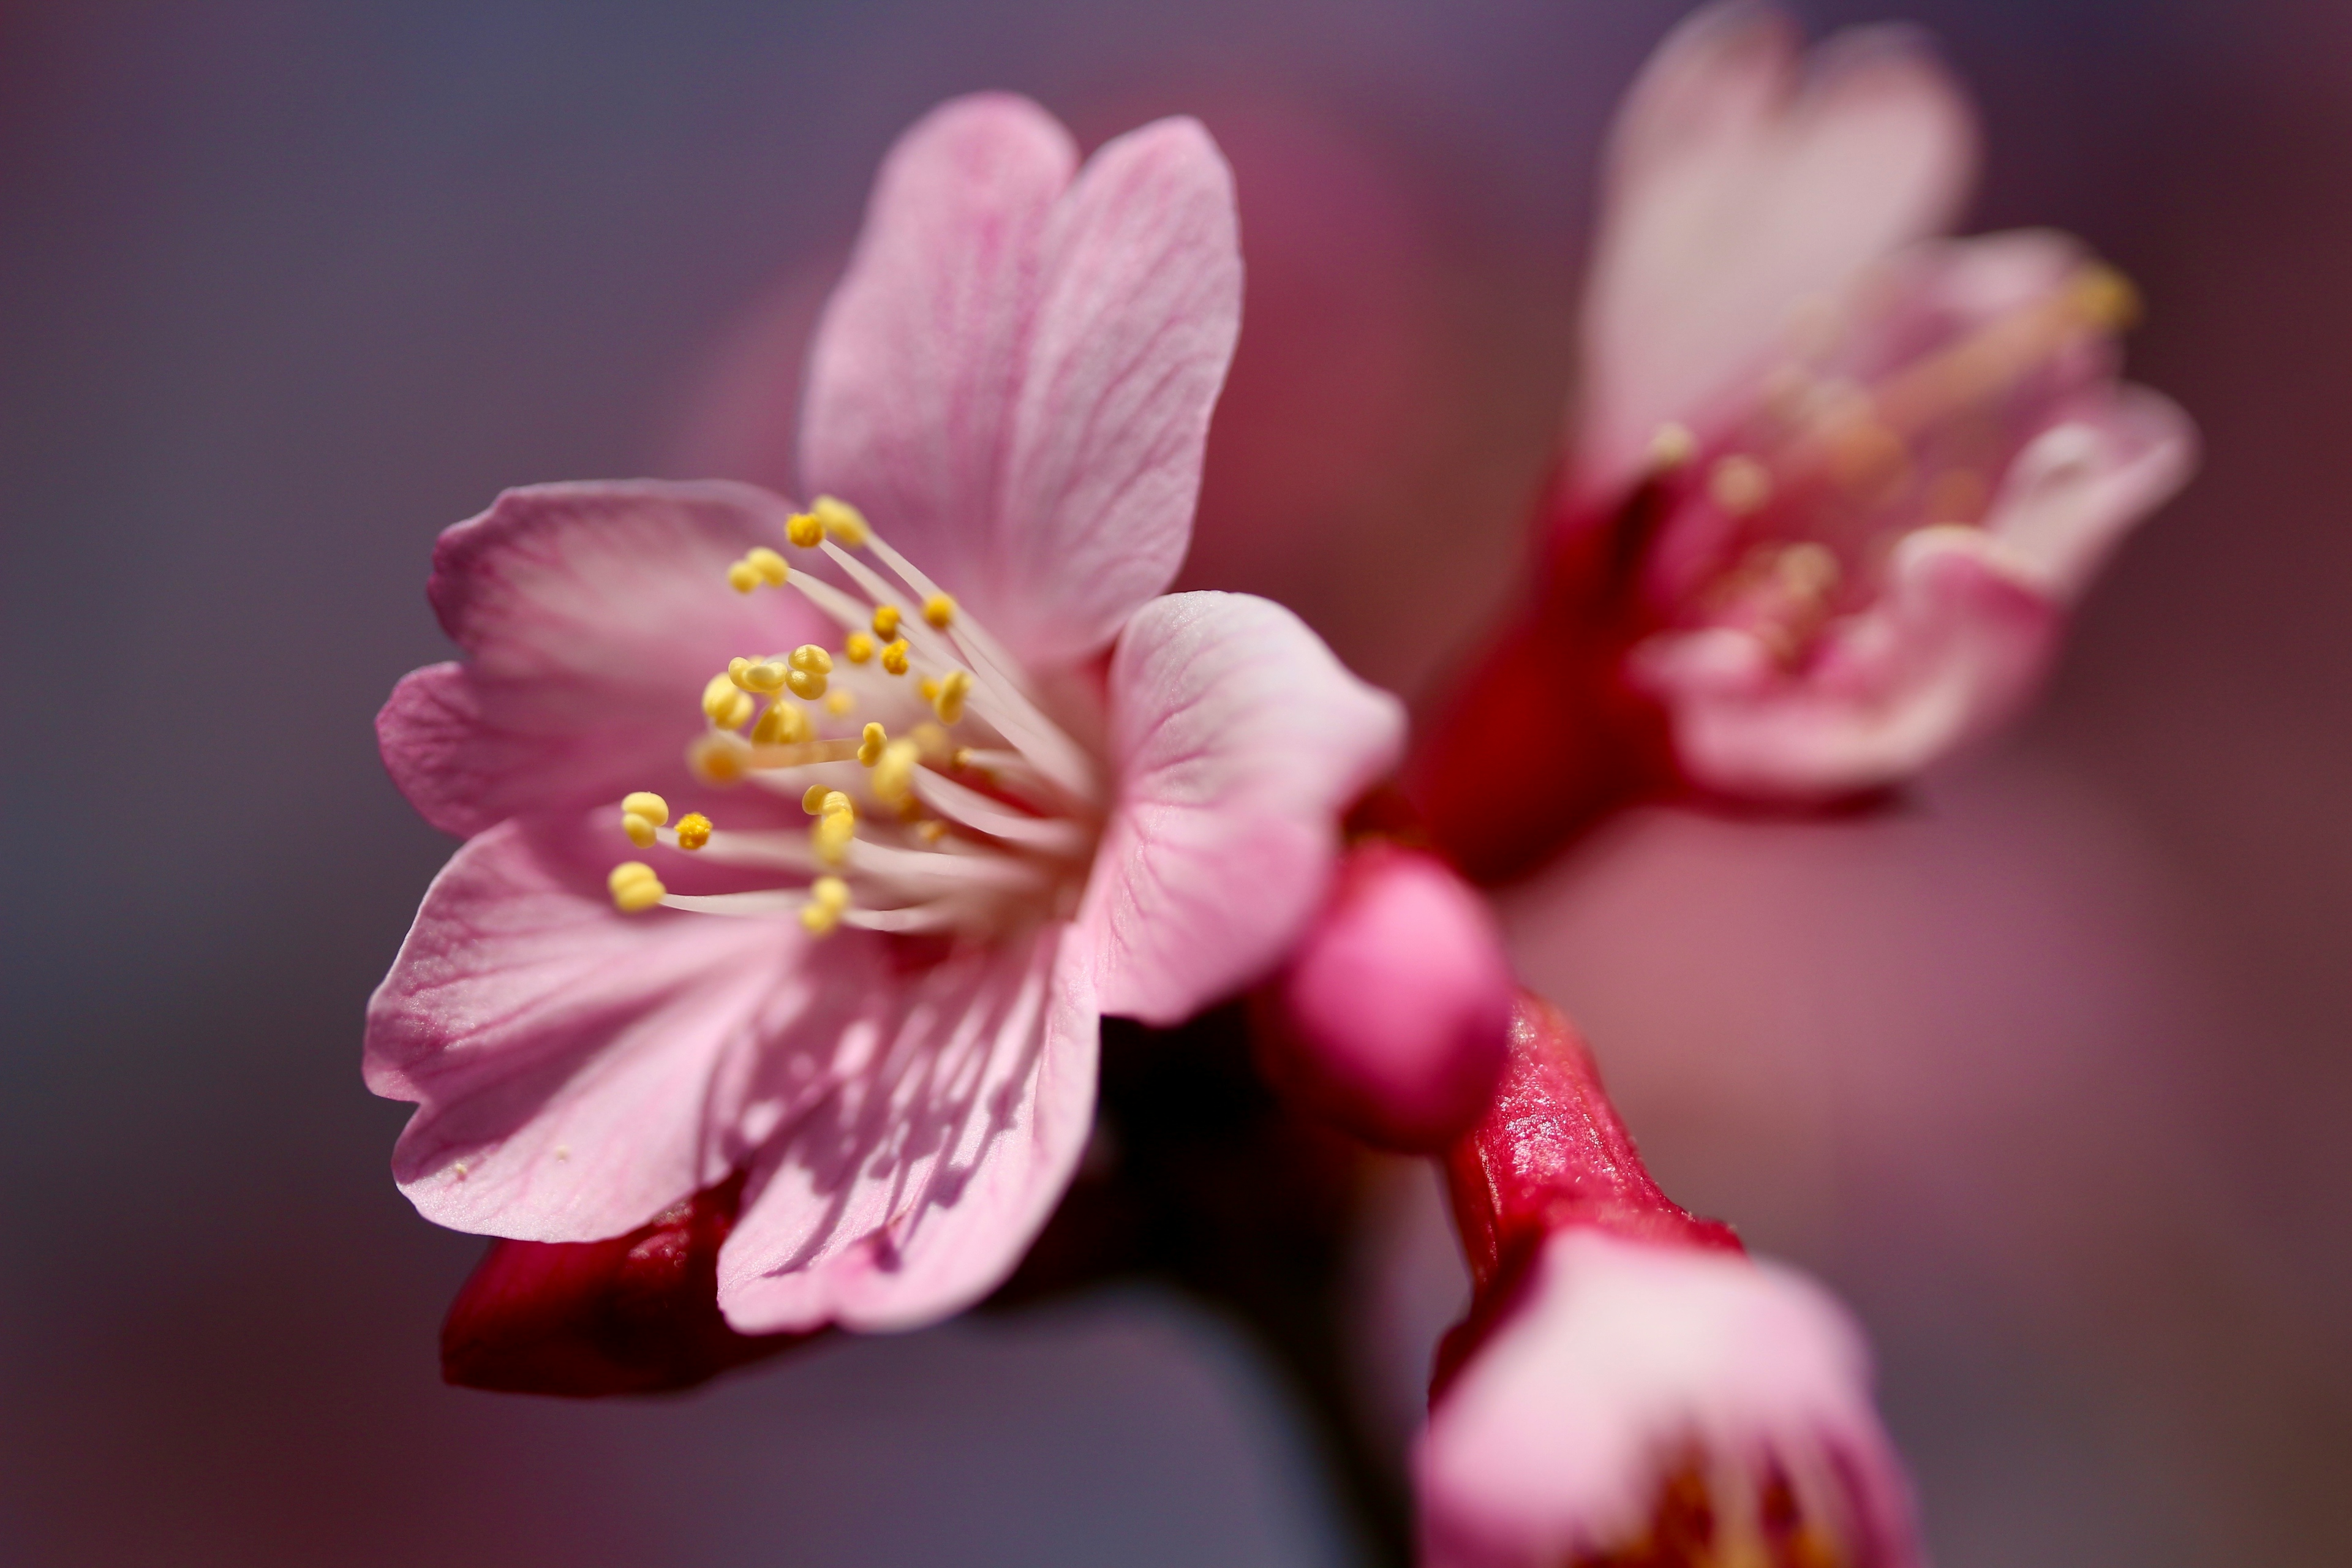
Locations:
1417;993;1921;1568
368;94;1403;1338
1413;1;2196;880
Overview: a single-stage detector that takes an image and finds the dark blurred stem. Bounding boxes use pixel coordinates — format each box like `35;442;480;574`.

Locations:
992;1003;1412;1567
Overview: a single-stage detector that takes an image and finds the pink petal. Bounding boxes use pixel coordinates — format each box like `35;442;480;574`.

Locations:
993;116;1244;666
366;813;864;1242
1983;382;2198;600
1575;2;1977;502
1417;1230;1921;1568
1088;592;1406;1026
715;919;1099;1334
1633;525;2059;799
797;94;1076;637
799;96;1242;668
378;480;820;837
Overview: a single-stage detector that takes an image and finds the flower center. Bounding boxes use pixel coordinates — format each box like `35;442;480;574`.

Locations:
1645;258;2138;663
1572;1450;1853;1568
605;496;1105;940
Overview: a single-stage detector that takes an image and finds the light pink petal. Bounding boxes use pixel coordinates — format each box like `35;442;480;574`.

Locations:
364;813;870;1242
1417;1231;1921;1568
377;480;820;837
1983;382;2198;599
1575;2;1977;501
1088;592;1406;1025
993;116;1244;666
796;95;1078;631
1634;526;2059;799
716;919;1099;1334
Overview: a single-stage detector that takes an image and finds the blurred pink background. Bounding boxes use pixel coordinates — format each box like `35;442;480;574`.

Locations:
3;1;2346;1563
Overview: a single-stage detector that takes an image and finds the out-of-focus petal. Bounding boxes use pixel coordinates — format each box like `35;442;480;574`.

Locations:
365;813;862;1242
377;480;817;837
993;116;1243;666
1262;843;1513;1151
1986;383;2199;599
1088;592;1406;1025
716;919;1098;1334
797;93;1077;630
1576;1;1977;501
1634;525;2059;799
1417;1229;1921;1568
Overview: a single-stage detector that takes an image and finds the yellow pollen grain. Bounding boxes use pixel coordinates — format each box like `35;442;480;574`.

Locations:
802;784;831;815
786;511;825;548
674;812;712;850
922;592;956;630
746;546;789;586
843;630;875;665
824;688;856;717
932;668;971;725
811;495;869;546
880;639;910;676
688;732;750;785
1647;422;1697;472
621;792;669;825
753;700;811;746
801;875;850;936
622;813;658;848
702;673;753;729
726;560;760;594
871;604;902;638
813;807;855;867
872;737;921;808
858;722;888;766
608;861;666;913
1708;454;1773;516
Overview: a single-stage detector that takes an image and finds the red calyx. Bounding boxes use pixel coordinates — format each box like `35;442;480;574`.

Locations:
440;1172;813;1397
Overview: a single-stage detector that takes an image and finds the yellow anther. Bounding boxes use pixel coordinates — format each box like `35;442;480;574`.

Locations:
1647;422;1697;472
746;546;790;586
843;630;875;665
918;676;940;703
802;784;831;815
922;592;956;629
726;560;760;594
825;689;855;717
608;862;666;914
2071;263;2140;333
880;639;910;676
786;668;827;701
811;495;870;546
911;722;952;760
702;673;753;729
622;812;658;848
871;604;902;638
727;656;752;687
621;792;670;826
674;812;712;851
786;511;825;548
813;807;855;866
788;644;832;675
951;747;974;771
736;659;787;695
858;722;888;766
932;668;971;725
753;699;812;746
1708;454;1773;516
801;875;851;936
820;791;853;817
872;737;921;808
914;820;948;845
688;731;750;785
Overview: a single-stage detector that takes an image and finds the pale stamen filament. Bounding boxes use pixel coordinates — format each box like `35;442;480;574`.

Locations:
910;769;1095;858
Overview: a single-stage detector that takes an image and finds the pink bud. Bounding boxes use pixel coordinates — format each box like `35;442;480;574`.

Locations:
1259;842;1513;1150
